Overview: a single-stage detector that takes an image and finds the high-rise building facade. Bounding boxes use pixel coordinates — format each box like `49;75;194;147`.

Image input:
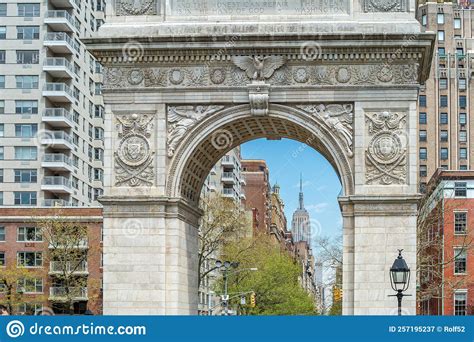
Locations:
416;1;474;191
291;175;311;243
0;0;106;207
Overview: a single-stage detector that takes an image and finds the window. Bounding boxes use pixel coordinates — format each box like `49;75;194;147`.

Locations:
421;14;427;26
17;26;39;40
94;148;103;161
16;76;39;89
454;18;462;29
460;165;468;171
0;4;6;17
455;182;467;197
437;13;444;24
440;130;448;142
14;192;37;205
17;3;40;17
14;147;37;160
419;95;427;107
455;212;467;235
14;169;37;183
0;147;3;160
454;292;467;316
440;112;448;124
460;113;467;125
0;124;3;137
15;100;38;114
438;47;446;56
454;248;467;274
419;112;427;124
460;131;467;143
439;78;447;89
16;50;39;64
18;278;43;293
460;148;468;160
0;27;6;40
0;169;2;183
459;78;466;90
15;124;37;138
419;148;427;160
419;130;427;142
459;96;467;108
0;50;4;63
17;227;41;242
438;30;445;41
420;165;427;177
440;95;448;107
17;251;42;267
0;75;4;88
0;226;4;241
0;252;4;266
0;192;2;205
440;148;449;160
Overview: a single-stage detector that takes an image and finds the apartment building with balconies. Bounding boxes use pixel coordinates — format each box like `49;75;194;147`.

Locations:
417;1;474;192
0;0;106;207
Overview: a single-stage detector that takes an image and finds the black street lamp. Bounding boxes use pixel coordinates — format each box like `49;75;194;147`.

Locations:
389;249;411;316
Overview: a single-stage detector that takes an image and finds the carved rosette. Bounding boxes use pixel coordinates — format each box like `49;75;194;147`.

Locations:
365;111;407;185
116;0;157;16
297;104;354;157
114;114;155;187
364;0;406;12
167;105;225;157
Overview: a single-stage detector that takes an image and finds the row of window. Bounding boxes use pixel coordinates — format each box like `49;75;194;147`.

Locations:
0;123;37;137
0;100;104;118
438;77;468;91
0;251;42;267
419;130;468;143
420;112;468;125
0;188;104;206
421;14;462;29
0;26;40;40
0;3;41;17
0;169;37;183
0;226;42;242
419;95;467;109
0;146;37;160
419;148;469;161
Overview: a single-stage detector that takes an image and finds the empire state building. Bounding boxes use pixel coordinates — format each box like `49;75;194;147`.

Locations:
291;175;311;243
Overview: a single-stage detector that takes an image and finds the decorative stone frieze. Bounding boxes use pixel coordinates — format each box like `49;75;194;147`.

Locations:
363;0;407;12
365;111;407;185
116;0;158;16
114;114;155;187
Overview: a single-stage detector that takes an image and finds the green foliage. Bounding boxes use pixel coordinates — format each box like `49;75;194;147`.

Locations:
220;235;317;315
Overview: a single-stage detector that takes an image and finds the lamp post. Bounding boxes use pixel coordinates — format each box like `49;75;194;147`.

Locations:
215;260;257;315
389;249;411;316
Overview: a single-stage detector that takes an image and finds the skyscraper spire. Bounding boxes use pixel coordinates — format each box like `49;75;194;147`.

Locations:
299;173;304;210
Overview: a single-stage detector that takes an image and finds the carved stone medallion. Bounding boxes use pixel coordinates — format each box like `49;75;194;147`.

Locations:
116;0;157;16
364;0;405;12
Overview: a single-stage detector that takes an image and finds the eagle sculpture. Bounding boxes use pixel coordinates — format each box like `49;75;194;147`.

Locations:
231;56;286;81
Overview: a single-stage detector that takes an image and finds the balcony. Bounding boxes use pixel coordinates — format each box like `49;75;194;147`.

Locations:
222;188;235;198
221;156;235;168
43;58;74;79
43;83;74;103
49;0;75;8
42;108;73;127
45;11;76;32
44;32;75;54
49;287;88;301
41;131;74;150
221;172;236;184
42;153;73;172
42;199;71;207
240;193;246;200
42;176;72;194
49;261;88;275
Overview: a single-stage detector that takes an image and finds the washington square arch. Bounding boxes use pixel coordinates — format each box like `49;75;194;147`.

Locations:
84;0;434;315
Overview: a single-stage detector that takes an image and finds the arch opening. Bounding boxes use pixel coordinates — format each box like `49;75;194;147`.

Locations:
168;104;354;206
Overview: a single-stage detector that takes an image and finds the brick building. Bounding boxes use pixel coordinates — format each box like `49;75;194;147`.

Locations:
241;160;271;235
0;207;102;315
418;170;474;315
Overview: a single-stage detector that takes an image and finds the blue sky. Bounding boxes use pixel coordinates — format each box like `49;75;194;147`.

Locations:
240;138;343;246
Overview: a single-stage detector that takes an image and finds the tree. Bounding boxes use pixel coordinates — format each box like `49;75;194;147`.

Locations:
0;265;43;315
36;213;100;314
198;195;252;288
220;234;317;315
